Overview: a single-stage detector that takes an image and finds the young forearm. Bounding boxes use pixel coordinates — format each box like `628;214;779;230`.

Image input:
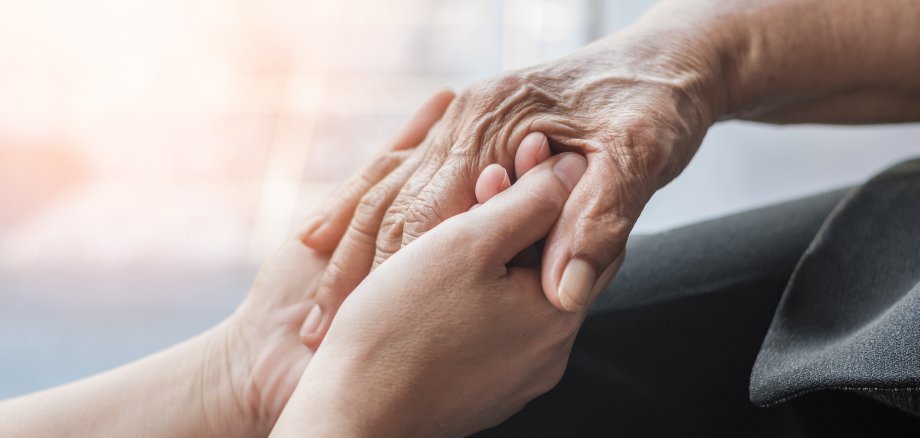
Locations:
631;0;920;124
269;361;374;438
0;321;262;438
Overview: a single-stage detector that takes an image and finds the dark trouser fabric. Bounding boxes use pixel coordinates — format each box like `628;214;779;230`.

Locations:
478;159;920;437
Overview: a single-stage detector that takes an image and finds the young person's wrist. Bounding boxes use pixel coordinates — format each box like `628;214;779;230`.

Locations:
271;359;377;438
196;319;270;438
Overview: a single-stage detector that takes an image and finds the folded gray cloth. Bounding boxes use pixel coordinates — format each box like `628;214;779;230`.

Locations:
751;158;920;414
480;158;920;437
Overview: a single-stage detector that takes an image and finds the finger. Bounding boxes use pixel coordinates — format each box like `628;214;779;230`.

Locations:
513;131;551;179
507;133;552;267
541;152;647;313
299;89;455;251
379;131;546;268
474;164;511;204
465;153;587;264
297;150;410;252
371;149;456;269
299;157;420;349
474;166;536;267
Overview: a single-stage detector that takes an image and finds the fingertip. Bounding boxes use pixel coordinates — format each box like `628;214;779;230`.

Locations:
298;303;325;350
299;216;340;253
500;167;511;191
540;228;628;313
514;132;550;179
301;303;322;337
552;153;588;192
432;87;457;104
539;241;564;310
475;163;509;204
468;154;579;264
557;258;595;312
533;132;551;164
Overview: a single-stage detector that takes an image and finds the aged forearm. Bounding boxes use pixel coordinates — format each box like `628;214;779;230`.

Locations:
631;0;920;124
0;322;260;438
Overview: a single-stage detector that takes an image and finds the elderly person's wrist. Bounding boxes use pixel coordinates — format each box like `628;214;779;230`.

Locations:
613;2;747;125
632;0;920;124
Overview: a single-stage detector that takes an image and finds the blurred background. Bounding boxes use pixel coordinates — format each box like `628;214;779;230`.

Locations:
2;0;920;398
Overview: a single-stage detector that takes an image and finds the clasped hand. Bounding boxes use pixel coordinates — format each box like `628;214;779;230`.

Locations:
229;89;597;436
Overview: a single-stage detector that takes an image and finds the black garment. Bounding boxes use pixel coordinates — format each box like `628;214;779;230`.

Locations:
479;159;920;437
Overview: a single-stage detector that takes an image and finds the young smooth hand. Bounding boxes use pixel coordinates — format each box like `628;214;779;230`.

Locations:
225;89;456;431
272;151;611;437
0;90;455;438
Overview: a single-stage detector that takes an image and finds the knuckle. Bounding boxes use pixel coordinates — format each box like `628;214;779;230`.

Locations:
343;217;378;249
404;198;441;230
576;209;632;262
606;126;673;188
401;168;466;243
373;212;404;267
316;257;350;302
584;204;634;230
355;183;390;218
351;186;392;237
376;214;404;252
456;72;545;160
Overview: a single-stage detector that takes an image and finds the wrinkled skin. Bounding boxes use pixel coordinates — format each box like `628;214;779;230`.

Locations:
299;30;724;348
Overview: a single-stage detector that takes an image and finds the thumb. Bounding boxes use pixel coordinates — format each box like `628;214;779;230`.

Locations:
464;153;587;265
541;154;648;313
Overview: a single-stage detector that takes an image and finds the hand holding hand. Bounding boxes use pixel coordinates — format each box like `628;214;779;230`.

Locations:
220;89;456;431
273;151;600;437
300;28;724;349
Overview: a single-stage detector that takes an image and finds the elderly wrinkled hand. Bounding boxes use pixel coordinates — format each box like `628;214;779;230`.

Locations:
298;24;724;348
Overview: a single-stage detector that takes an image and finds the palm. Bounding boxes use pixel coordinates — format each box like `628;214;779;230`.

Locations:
233;238;329;421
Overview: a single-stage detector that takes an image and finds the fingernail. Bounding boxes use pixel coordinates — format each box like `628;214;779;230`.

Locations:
302;304;323;335
558;258;595;312
536;134;549;158
299;214;325;243
499;168;511;190
553;154;588;191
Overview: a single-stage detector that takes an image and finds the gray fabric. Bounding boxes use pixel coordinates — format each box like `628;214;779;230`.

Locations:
751;159;920;413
